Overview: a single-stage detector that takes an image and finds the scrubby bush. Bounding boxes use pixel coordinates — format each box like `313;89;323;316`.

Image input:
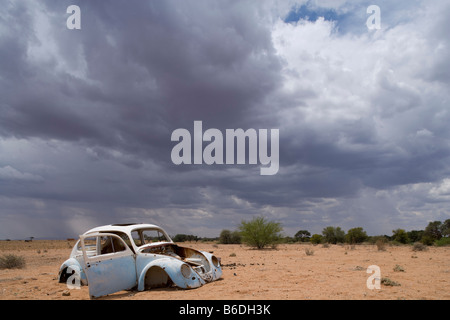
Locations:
423;221;442;242
434;237;450;247
421;235;435;245
281;236;297;244
412;242;428;251
407;230;424;243
0;254;26;269
310;234;323;245
441;219;450;237
393;264;405;272
294;230;311;242
381;277;401;287
345;227;368;244
392;229;409;244
238;216;282;249
375;238;387;251
322;226;345;244
172;234;199;242
219;229;241;244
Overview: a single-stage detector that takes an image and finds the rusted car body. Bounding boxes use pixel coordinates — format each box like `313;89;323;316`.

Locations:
58;223;222;298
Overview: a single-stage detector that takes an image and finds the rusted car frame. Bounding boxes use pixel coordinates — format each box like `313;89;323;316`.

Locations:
58;223;222;298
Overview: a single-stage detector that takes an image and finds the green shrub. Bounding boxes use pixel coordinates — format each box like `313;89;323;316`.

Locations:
0;254;26;269
435;237;450;247
421;235;434;245
219;230;241;244
238;216;282;249
392;229;409;244
310;234;323;245
423;221;443;242
345;227;368;244
322;226;345;244
294;230;311;242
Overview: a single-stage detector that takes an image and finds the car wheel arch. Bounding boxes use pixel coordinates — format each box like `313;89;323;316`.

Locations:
143;265;173;290
137;258;204;291
58;260;87;285
137;259;173;291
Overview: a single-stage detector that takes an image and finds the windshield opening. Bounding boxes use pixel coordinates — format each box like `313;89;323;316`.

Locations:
131;228;170;247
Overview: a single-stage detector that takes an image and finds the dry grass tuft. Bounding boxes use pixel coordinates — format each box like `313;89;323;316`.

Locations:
0;254;26;270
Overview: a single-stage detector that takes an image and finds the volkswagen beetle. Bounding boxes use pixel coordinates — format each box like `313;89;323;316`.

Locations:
58;223;222;298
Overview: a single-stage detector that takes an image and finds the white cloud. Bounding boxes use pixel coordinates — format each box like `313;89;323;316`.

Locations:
430;179;450;201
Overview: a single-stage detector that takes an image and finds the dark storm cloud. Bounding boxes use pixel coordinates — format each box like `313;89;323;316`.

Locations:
0;0;449;239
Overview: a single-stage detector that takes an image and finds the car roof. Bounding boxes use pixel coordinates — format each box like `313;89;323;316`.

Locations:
83;223;165;235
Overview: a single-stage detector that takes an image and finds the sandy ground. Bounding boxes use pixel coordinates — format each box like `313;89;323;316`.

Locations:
0;240;449;300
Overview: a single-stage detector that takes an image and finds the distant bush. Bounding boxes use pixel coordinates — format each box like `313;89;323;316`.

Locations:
310;234;323;245
441;219;450;237
172;234;199;242
281;236;297;244
412;242;428;251
435;237;450;247
392;229;409;244
421;235;435;246
368;235;390;244
218;230;241;244
0;254;26;269
345;227;368;244
322;226;345;244
407;230;424;243
423;221;442;243
375;238;387;251
238;216;282;249
294;230;311;242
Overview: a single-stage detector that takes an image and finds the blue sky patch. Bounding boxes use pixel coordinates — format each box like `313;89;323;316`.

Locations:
284;4;340;23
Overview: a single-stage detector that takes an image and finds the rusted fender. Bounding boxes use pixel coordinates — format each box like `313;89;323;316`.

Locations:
137;257;205;291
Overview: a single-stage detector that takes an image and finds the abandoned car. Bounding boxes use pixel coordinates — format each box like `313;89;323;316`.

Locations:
58;223;222;298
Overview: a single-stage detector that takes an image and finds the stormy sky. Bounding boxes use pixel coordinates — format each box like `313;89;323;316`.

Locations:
1;0;449;239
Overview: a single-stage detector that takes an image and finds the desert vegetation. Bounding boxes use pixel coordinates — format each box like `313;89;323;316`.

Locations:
0;225;449;300
0;254;26;270
167;218;450;251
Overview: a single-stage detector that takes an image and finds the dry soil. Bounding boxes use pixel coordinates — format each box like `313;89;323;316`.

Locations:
0;240;449;300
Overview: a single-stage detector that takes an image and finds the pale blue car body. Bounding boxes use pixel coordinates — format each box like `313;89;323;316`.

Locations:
58;223;222;298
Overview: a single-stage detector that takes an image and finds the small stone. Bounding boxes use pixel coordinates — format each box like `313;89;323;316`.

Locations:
62;290;71;296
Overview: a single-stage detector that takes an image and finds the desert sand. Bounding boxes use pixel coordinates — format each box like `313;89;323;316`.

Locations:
0;240;449;300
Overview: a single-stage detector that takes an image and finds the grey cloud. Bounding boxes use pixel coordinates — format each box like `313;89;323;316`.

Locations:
0;0;449;239
0;165;43;182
